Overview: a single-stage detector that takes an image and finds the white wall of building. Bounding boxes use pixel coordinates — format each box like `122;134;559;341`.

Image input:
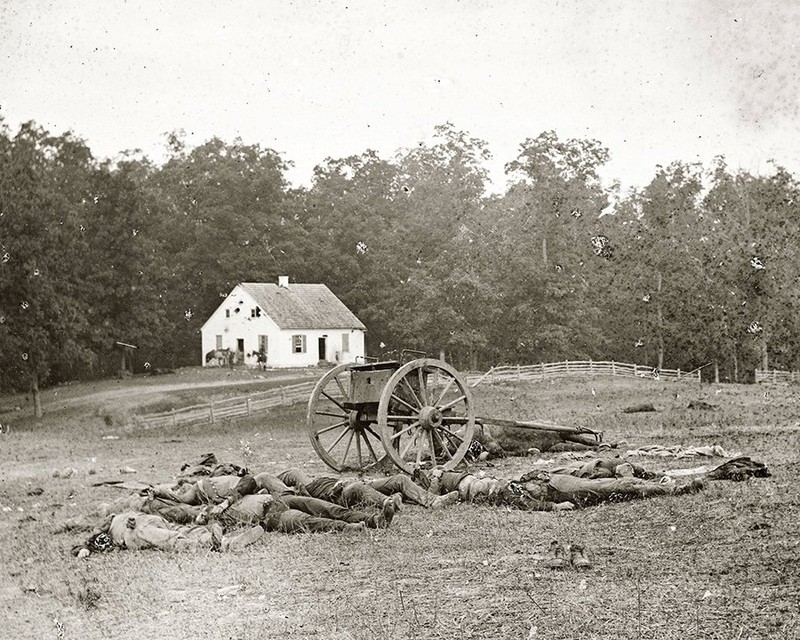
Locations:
201;285;365;368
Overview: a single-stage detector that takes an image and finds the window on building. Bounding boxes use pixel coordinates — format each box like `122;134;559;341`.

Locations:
341;333;350;353
251;307;262;318
225;310;230;318
215;335;223;349
292;334;306;354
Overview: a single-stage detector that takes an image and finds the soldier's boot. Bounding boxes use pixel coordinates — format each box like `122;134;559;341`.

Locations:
569;544;592;570
543;540;567;569
390;492;403;512
222;524;265;551
674;478;705;495
431;490;460;509
375;496;397;528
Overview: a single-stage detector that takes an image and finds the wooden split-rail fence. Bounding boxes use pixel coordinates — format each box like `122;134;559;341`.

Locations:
132;381;315;431
755;368;800;384
132;359;699;431
465;360;700;387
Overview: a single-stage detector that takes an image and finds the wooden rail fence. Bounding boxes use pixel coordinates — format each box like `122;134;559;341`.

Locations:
132;381;315;431
755;368;799;384
132;359;700;430
466;360;700;387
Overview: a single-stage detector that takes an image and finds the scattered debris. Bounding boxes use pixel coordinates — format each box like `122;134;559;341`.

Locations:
52;468;76;479
27;487;44;497
687;401;720;411
625;444;741;459
706;456;770;481
622;403;657;413
119;466;138;474
216;584;243;598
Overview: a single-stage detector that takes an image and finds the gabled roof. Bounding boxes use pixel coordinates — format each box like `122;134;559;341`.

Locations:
239;282;366;331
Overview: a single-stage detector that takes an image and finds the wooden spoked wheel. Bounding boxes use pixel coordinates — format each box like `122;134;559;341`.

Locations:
306;363;388;473
377;358;475;473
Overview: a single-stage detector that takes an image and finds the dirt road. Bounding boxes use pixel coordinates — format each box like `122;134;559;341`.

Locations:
1;367;321;417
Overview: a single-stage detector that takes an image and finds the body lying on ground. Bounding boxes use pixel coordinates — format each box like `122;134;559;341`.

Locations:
68;468;399;554
428;466;704;511
275;468;459;510
72;510;265;555
471;424;613;458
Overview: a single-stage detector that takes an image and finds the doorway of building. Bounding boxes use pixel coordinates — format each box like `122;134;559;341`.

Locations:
237;338;245;363
318;336;326;361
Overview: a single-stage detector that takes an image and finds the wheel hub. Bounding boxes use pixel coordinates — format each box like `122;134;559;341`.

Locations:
418;406;443;430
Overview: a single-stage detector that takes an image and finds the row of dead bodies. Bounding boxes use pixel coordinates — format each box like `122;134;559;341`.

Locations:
64;453;769;557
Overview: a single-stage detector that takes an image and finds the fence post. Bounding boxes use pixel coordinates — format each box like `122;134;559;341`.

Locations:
612;361;616;376
246;398;252;416
773;369;776;383
677;368;681;381
565;360;569;373
633;364;638;377
517;364;521;381
171;409;177;427
281;387;286;405
210;402;215;424
589;359;593;376
541;362;545;379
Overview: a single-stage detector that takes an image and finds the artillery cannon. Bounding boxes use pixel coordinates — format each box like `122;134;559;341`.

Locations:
306;353;600;474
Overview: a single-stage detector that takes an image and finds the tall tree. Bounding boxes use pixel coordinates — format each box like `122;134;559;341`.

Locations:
0;122;97;415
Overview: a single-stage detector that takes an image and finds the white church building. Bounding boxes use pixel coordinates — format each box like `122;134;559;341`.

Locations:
201;278;366;368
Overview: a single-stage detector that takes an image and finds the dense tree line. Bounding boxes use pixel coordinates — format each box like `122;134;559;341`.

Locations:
2;118;799;415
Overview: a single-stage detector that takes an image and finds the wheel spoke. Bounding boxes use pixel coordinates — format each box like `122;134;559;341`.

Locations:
417;368;428;405
438;394;467;412
340;428;355;467
399;377;424;409
415;432;424;467
433;375;456;406
361;430;380;463
428;429;438;465
355;429;363;469
325;424;351;453
390;393;419;414
390;421;421;440
322;390;347;411
432;428;453;460
333;375;348;398
363;424;383;441
315;420;348;436
315;410;348;420
437;427;464;444
400;430;418;460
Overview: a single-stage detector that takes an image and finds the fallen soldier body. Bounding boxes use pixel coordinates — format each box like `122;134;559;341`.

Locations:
201;492;398;532
150;474;260;507
429;470;574;511
276;468;459;510
519;469;704;508
471;424;612;458
428;467;704;510
71;491;397;555
72;510;265;555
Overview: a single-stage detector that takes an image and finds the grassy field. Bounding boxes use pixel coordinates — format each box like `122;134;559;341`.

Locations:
1;369;798;639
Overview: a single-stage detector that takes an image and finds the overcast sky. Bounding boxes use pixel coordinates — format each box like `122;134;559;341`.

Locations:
1;1;797;192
